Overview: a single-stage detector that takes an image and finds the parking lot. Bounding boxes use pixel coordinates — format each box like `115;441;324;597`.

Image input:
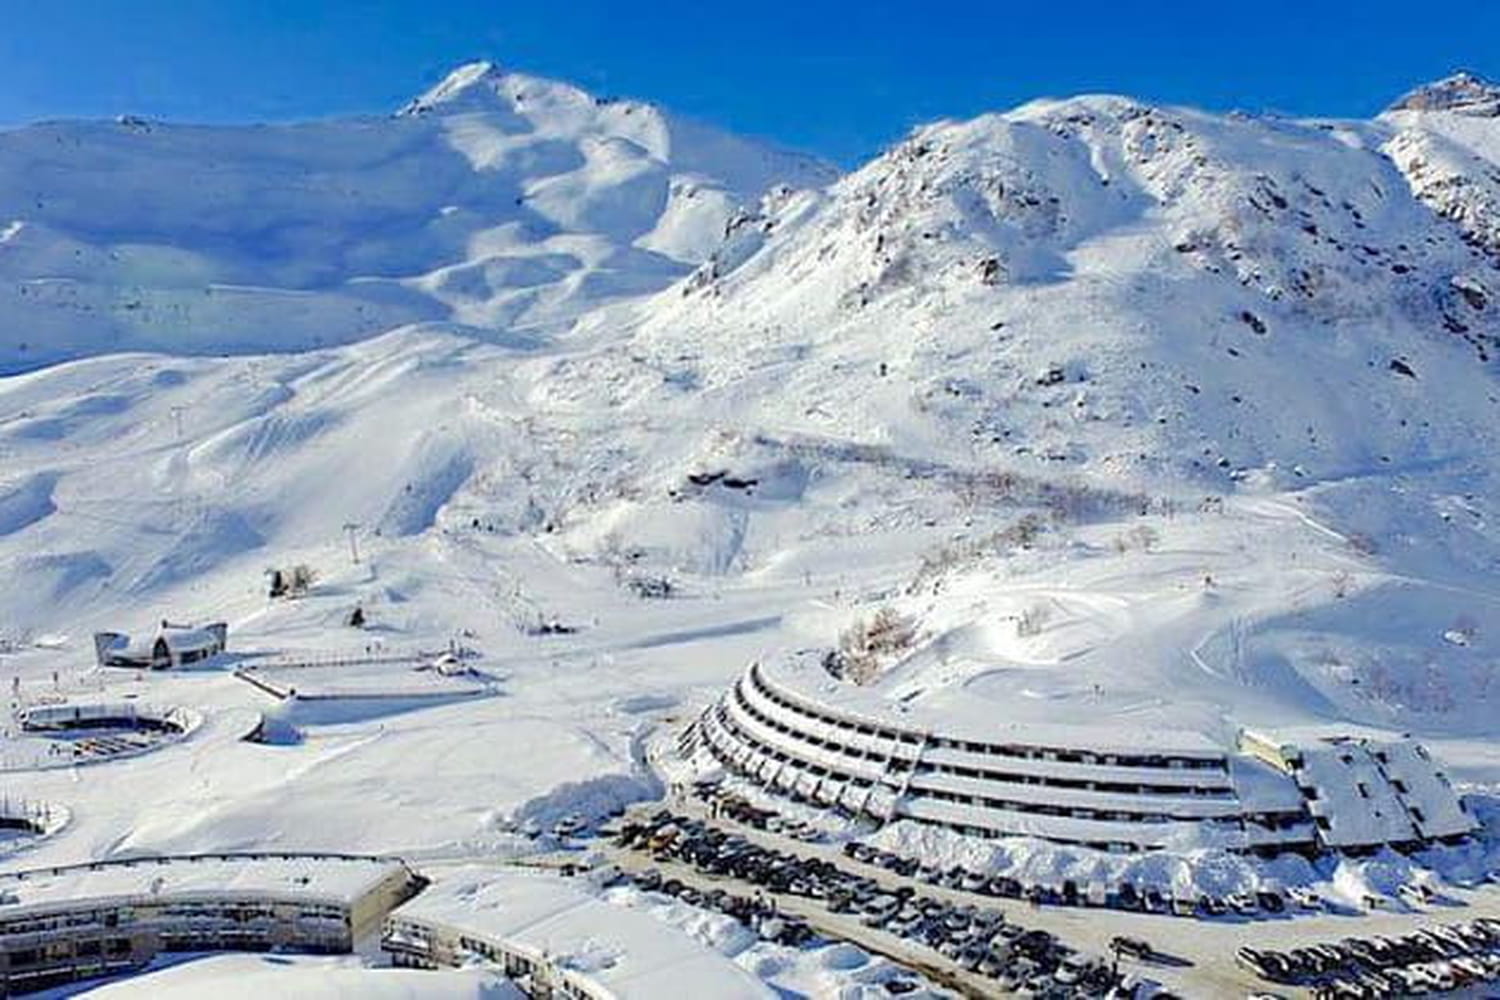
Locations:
1237;917;1500;997
600;842;998;996
604;806;1148;997
589;785;1500;998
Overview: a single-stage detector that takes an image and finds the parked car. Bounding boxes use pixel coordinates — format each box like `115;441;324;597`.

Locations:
1111;936;1153;960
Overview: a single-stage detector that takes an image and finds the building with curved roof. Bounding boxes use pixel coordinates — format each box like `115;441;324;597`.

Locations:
0;853;421;993
681;660;1475;856
93;620;227;670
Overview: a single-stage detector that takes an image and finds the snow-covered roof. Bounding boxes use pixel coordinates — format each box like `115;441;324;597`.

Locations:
1294;742;1418;847
1226;755;1308;814
0;854;406;916
763;658;1224;757
390;869;774;1000
81;954;524;1000
1361;740;1475;840
1240;730;1478;849
157;624;224;653
102;622;225;660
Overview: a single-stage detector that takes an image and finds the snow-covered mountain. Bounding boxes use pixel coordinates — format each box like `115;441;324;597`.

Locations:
1384;74;1500;258
639;87;1500;479
1389;71;1500;116
567;80;1500;743
2;67;1500;882
0;61;832;370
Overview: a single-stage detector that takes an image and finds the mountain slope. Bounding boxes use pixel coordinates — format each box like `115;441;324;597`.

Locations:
2;70;1500;810
623;90;1500;490
0;62;833;371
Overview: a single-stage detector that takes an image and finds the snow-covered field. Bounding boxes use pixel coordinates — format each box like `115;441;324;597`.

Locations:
3;63;1500;994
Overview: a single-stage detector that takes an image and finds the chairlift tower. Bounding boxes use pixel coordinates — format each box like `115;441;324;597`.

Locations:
342;522;362;565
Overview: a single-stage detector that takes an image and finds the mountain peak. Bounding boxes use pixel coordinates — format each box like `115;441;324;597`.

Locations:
1387;71;1500;116
398;60;509;116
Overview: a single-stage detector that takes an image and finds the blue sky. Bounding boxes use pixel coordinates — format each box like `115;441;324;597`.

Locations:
0;0;1495;164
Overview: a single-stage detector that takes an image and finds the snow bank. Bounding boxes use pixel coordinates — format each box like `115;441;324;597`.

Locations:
509;773;661;834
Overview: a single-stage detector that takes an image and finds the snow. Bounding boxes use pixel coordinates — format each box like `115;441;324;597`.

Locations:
1295;743;1423;848
0;61;1498;994
1388;72;1500;116
0;854;405;914
74;954;522;999
391;868;774;999
600;883;949;999
0;65;833;372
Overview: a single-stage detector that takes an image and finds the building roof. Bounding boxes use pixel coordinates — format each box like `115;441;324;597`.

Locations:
80;954;525;1000
0;854;406;916
1227;755;1308;813
1281;735;1476;848
1376;740;1476;839
157;624;223;652
1296;743;1417;847
99;622;225;661
392;868;774;1000
765;657;1224;756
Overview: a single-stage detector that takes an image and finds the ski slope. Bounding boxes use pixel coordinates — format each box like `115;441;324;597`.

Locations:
1;63;1500;995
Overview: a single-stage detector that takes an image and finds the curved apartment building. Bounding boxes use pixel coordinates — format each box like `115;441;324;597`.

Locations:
684;661;1473;855
0;853;422;993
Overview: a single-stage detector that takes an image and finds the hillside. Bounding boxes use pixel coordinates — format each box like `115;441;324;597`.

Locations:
0;61;832;371
0;67;1499;894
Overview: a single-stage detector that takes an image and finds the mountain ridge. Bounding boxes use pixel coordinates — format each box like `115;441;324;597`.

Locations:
0;61;834;372
1388;70;1500;117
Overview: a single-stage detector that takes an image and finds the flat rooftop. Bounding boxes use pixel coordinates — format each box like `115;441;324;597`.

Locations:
0;854;408;915
767;656;1225;756
392;868;774;1000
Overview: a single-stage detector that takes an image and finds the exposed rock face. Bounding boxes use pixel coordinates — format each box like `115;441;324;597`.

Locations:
1388;71;1500;117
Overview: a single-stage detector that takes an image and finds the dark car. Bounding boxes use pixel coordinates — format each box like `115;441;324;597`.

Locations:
1111;936;1153;960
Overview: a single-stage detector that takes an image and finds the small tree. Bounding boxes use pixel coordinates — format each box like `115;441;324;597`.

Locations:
1016;604;1048;638
836;607;918;684
1331;570;1352;599
1130;525;1161;552
287;564;316;598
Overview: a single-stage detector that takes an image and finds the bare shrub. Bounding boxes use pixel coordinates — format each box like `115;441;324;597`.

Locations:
1016;603;1048;638
908;514;1046;593
267;564;317;599
1112;524;1161;554
834;607;918;684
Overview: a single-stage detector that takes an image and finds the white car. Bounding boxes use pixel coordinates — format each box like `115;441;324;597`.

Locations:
552;813;584;837
1226;892;1258;915
1286;886;1324;910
